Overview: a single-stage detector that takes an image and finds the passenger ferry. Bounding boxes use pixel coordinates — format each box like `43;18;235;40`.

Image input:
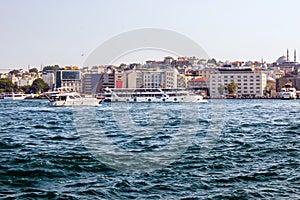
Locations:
280;83;297;100
103;88;207;103
45;91;102;107
3;93;27;100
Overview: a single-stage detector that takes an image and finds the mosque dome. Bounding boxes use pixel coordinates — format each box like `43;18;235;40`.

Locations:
276;56;287;64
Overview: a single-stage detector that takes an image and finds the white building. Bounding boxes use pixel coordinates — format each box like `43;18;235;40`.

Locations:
210;68;267;97
121;67;180;89
18;78;34;87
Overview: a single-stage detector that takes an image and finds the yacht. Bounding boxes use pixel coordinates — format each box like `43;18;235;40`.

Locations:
280;83;297;99
103;88;207;103
3;93;27;100
45;91;102;107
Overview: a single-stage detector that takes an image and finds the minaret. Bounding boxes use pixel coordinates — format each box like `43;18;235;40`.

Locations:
294;49;297;62
287;48;289;61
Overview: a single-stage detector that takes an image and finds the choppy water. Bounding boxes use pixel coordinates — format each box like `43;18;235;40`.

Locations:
0;99;299;199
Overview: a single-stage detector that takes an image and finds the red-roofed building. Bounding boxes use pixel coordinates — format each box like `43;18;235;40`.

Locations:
188;77;210;95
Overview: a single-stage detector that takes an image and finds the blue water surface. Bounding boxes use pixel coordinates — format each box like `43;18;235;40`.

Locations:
0;99;299;199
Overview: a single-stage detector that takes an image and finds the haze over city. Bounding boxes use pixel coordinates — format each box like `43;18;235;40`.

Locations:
1;0;300;70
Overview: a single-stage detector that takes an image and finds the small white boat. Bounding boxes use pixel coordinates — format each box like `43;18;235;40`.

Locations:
46;92;102;107
280;83;297;100
3;93;27;100
103;88;207;103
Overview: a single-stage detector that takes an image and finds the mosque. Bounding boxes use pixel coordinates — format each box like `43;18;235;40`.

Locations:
274;49;300;93
273;49;300;73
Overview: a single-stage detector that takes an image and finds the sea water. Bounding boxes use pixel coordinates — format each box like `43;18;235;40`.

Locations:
0;99;299;199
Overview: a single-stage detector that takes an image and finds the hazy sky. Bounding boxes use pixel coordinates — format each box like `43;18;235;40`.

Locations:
1;0;300;70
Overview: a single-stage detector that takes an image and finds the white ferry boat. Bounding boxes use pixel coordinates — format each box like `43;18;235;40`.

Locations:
3;93;27;100
280;83;297;100
45;92;102;107
103;88;207;103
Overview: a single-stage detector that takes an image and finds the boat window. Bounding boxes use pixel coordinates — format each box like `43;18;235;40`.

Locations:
61;96;67;101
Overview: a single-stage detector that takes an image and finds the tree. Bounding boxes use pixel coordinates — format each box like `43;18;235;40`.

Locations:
227;82;238;94
20;85;31;94
29;68;39;73
0;78;15;92
9;69;20;75
208;58;217;65
30;78;49;94
43;65;60;71
119;63;127;69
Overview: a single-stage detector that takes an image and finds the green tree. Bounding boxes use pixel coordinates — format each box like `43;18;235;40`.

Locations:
0;78;15;92
30;78;49;94
227;82;238;94
20;85;31;94
43;65;60;71
208;58;217;65
29;68;39;73
9;69;20;75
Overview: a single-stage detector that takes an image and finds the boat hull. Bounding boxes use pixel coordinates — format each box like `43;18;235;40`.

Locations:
281;92;297;100
110;96;207;103
104;88;207;103
49;99;102;107
3;95;27;100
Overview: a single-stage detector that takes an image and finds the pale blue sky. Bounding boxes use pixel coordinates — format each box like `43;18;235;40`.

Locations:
1;0;300;70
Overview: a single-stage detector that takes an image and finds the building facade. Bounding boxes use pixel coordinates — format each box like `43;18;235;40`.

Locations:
82;72;115;94
42;71;55;90
210;68;267;97
56;70;82;92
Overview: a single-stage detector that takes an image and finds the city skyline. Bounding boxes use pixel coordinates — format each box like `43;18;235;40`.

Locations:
1;0;300;69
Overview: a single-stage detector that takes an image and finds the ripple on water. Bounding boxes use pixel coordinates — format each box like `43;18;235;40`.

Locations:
0;99;299;199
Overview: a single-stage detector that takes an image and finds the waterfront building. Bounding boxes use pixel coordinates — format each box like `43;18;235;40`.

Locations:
188;77;210;95
266;76;277;97
114;68;126;88
55;70;82;92
139;68;179;88
198;68;216;79
118;67;180;89
210;68;267;97
42;71;55;90
82;72;115;94
276;74;300;92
